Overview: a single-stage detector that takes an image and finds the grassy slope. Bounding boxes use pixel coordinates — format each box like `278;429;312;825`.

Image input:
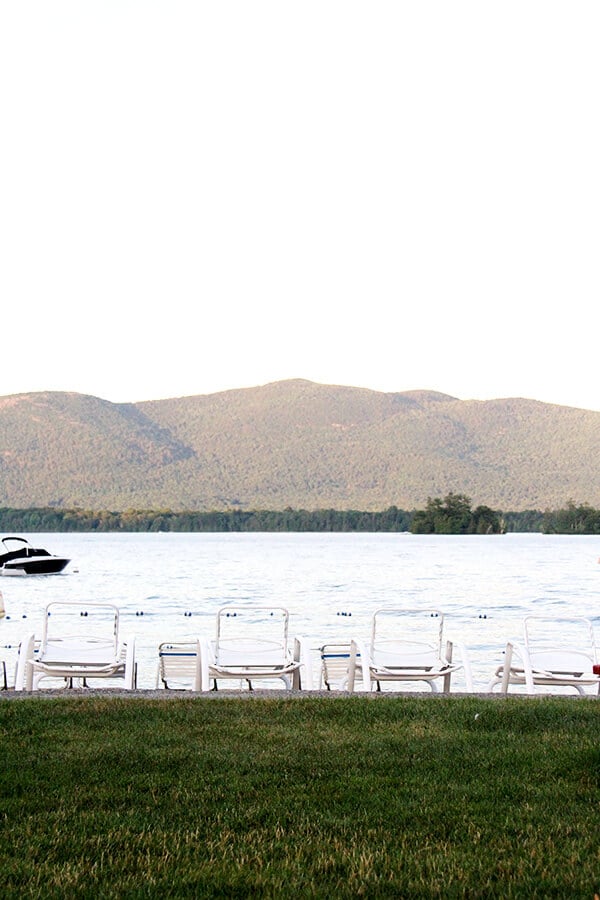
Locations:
1;694;599;897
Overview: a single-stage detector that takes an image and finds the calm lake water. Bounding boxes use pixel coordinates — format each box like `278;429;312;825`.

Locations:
2;532;599;691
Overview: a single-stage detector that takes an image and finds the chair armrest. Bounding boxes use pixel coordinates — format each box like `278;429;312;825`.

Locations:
16;633;36;691
198;637;213;692
500;641;537;693
293;636;313;690
123;638;136;689
348;638;370;692
451;641;474;692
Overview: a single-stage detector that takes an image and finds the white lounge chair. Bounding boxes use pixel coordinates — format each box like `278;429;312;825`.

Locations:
199;606;311;691
347;608;473;693
318;643;354;691
156;641;202;691
489;615;600;695
25;602;136;690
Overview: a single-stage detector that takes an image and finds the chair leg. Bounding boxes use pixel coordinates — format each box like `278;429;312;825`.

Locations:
500;643;514;694
25;661;34;692
443;641;453;693
292;638;303;690
347;641;357;692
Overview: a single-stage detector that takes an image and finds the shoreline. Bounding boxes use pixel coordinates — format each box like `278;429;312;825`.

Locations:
1;688;591;700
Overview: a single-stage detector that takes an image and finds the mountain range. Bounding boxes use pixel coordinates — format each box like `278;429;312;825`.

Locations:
1;379;599;512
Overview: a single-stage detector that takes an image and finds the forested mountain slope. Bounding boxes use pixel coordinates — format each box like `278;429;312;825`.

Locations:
0;380;598;511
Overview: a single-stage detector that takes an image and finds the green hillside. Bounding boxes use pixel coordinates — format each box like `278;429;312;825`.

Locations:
0;380;599;511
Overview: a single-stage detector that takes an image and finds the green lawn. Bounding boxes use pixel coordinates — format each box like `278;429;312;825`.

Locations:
0;694;599;898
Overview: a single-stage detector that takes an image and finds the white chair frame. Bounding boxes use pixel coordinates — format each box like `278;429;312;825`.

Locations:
24;602;136;690
156;641;202;691
199;606;312;691
489;615;600;695
347;608;473;693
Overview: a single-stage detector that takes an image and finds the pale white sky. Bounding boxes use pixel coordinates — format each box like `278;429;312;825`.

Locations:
1;2;599;410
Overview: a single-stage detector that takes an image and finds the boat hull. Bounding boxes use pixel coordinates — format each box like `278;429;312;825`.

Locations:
0;556;70;575
0;538;71;576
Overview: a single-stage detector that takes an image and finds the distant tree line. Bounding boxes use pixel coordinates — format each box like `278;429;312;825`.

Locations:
0;506;413;534
0;502;597;534
541;502;600;534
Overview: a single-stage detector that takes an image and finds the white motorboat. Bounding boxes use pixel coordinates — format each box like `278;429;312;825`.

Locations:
0;536;70;576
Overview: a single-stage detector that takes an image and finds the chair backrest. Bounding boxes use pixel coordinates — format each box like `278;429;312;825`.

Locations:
40;602;120;664
370;609;445;669
215;607;291;668
158;641;201;689
319;643;352;689
523;616;597;673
